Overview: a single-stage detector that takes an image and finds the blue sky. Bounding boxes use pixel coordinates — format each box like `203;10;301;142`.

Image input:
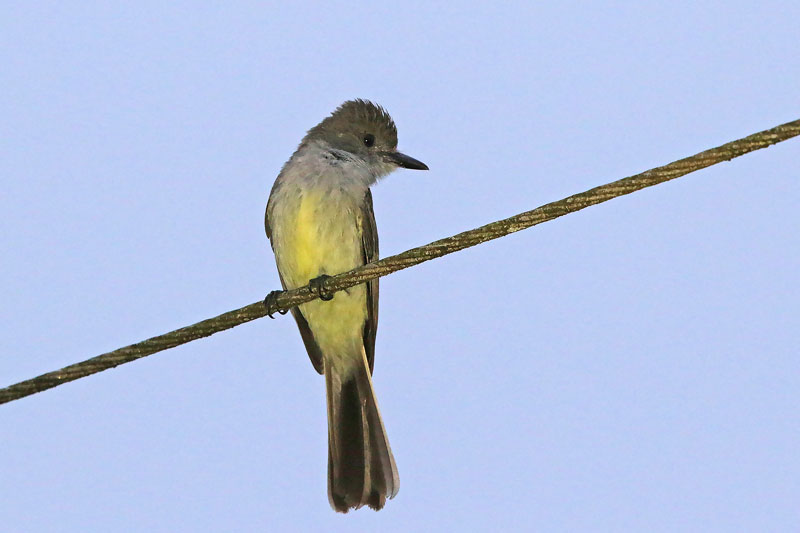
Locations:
1;2;798;531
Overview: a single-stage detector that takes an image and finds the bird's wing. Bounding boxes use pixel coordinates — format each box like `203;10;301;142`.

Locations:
286;294;325;374
360;188;379;374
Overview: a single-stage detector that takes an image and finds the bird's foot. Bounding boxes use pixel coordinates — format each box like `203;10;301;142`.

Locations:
309;274;335;301
263;290;288;318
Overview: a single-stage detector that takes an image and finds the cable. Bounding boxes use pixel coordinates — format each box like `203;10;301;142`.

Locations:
1;118;798;406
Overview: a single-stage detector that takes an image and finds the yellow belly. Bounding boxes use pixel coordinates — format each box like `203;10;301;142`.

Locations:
274;188;368;358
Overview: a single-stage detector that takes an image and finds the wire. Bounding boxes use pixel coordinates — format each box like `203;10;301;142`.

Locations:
1;118;798;406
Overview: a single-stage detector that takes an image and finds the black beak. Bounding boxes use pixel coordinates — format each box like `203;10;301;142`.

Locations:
383;151;429;170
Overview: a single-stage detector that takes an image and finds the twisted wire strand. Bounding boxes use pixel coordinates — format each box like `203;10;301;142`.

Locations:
1;118;798;405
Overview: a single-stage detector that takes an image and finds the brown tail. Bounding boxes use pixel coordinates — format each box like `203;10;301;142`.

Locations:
325;353;398;512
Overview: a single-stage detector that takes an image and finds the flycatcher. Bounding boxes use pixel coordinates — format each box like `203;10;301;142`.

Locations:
264;100;428;512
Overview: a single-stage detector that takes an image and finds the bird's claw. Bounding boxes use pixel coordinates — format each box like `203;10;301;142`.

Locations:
264;290;288;318
309;274;335;301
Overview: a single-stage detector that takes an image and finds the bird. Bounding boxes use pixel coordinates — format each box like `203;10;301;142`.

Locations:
264;99;428;512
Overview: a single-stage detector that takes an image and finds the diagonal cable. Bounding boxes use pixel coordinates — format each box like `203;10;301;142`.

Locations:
1;118;798;406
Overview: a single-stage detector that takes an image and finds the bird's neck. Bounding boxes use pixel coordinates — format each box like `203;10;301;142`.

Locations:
291;140;390;187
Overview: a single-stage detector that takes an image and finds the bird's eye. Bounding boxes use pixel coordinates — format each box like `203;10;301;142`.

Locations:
363;134;375;147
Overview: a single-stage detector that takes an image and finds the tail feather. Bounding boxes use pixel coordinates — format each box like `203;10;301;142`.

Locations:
326;354;398;512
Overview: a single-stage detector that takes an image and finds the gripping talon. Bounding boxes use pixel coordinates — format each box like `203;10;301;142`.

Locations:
309;274;335;301
264;290;287;318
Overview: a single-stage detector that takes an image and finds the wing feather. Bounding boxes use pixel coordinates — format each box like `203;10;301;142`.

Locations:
360;189;379;374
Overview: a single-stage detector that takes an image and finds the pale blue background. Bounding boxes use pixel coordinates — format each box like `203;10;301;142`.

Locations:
1;2;798;531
